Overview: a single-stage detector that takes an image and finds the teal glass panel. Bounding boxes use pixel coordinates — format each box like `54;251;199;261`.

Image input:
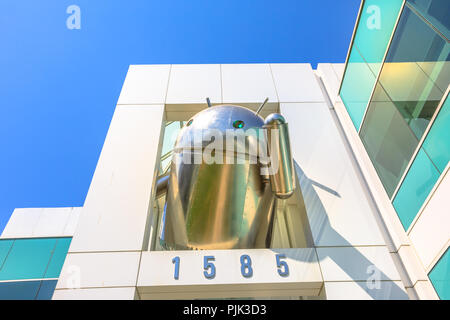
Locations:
0;238;56;281
429;248;450;300
36;280;58;300
407;0;450;39
340;0;403;130
45;238;72;278
0;280;41;300
0;280;57;300
359;5;449;198
340;47;377;130
393;149;440;230
0;240;13;269
360;86;420;197
422;95;450;172
353;0;404;71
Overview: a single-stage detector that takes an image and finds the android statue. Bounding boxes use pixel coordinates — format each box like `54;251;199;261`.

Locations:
156;98;296;250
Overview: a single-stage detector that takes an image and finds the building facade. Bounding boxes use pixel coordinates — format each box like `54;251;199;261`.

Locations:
0;0;448;300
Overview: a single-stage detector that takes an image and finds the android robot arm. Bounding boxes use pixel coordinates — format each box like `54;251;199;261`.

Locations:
155;101;296;250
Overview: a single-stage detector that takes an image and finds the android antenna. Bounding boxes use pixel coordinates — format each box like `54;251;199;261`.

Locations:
256;97;269;115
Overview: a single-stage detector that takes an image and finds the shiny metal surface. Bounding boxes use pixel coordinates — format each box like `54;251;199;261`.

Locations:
264;114;296;199
158;104;294;250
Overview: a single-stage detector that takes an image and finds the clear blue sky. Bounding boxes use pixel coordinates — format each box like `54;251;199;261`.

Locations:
0;0;360;233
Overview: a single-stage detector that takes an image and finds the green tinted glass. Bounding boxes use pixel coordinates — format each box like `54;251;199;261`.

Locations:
340;47;378;130
340;0;403;130
423;94;450;173
360;6;449;197
393;149;440;229
45;238;72;278
429;248;450;300
0;238;71;281
0;240;13;269
0;238;55;280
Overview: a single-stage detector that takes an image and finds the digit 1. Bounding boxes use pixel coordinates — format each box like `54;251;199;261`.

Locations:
172;256;180;280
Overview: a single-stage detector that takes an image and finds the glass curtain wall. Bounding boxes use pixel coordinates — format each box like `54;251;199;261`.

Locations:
340;0;449;231
340;0;404;130
359;4;449;198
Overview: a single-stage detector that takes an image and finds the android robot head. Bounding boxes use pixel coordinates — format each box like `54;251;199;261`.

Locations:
157;99;295;250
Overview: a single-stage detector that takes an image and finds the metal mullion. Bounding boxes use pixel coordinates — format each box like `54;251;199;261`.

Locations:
390;85;450;201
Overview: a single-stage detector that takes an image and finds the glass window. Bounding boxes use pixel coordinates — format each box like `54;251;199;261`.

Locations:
0;281;41;300
0;280;57;300
429;248;450;300
407;0;450;39
0;240;13;268
36;280;58;300
0;237;71;281
0;238;55;281
359;5;449;197
392;149;440;229
340;0;403;130
422;93;450;172
45;238;72;278
340;47;378;130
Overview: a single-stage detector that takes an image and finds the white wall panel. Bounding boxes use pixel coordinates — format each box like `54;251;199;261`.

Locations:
221;64;278;104
117;65;170;105
324;280;408;300
271;63;324;103
68;105;164;252
56;252;140;289
317;246;401;282
53;287;136;300
1;208;42;238
316;63;341;103
409;166;450;270
166;64;221;104
282;103;385;246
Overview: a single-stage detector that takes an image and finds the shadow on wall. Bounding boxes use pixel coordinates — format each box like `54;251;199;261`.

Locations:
286;161;408;300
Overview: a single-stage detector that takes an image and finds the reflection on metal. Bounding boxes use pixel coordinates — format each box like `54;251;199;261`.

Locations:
157;104;297;250
264;113;296;199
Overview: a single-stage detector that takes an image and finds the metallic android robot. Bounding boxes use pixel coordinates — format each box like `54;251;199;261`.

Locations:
156;99;295;250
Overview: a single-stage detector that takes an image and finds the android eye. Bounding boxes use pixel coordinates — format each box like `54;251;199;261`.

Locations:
233;120;245;129
186;119;193;126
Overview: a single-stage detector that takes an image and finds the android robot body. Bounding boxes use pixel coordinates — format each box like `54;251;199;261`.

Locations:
157;104;295;250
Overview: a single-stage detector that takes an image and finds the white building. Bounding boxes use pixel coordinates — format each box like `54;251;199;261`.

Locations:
0;0;448;300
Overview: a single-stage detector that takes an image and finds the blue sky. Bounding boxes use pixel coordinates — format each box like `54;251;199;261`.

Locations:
0;0;360;233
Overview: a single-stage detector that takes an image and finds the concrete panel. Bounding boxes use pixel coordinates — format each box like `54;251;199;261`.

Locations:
63;207;82;236
137;248;322;299
33;208;71;237
271;63;324;102
324;281;408;300
56;252;140;289
316;246;401;282
282;102;385;246
1;208;43;238
221;64;278;104
53;287;136;300
68;105;164;252
166;64;221;104
409;166;450;269
117;65;170;105
317;63;341;102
